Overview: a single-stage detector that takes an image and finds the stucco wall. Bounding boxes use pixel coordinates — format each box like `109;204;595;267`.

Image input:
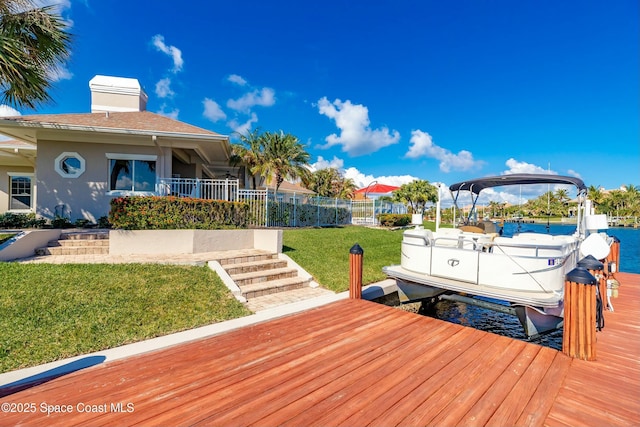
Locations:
109;229;283;255
36;139;160;221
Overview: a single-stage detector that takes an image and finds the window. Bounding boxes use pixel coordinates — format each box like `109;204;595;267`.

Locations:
106;153;157;193
55;152;85;178
8;174;33;210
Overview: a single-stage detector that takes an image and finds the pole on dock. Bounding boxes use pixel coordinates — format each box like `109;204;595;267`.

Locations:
349;243;364;299
578;256;606;329
604;236;620;277
563;267;598;361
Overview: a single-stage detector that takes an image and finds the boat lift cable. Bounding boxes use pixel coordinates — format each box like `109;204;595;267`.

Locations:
595;283;605;331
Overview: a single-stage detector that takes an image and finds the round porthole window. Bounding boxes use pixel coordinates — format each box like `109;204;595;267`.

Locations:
54;152;86;178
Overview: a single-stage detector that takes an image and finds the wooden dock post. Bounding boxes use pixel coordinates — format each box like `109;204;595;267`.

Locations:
578;255;607;321
563;267;598;361
349;243;364;299
605;236;620;277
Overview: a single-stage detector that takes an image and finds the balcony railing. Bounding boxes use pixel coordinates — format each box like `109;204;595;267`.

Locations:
156;178;239;201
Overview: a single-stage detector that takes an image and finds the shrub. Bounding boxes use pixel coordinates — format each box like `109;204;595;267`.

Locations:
109;196;250;230
0;212;47;229
51;216;73;228
97;216;111;229
377;213;411;227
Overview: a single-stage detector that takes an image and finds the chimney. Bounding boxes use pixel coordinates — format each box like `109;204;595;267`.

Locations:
89;75;148;113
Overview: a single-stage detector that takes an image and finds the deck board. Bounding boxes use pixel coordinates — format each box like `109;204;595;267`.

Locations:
1;273;638;426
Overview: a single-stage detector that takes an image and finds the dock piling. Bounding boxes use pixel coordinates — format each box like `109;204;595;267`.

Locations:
578;255;607;322
563;267;598;361
349;243;364;299
605;235;620;277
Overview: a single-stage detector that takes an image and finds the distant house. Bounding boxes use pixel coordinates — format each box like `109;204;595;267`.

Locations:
259;181;316;204
0;75;237;222
353;183;399;200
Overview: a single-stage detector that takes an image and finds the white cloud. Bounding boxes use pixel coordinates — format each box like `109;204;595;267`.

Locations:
155;78;174;98
47;64;73;82
310;155;344;171
227;87;276;113
156;104;179;119
484;158;580;203
406;130;483;172
310;155;417;188
228;112;259;136
317;97;400;156
228;74;248;86
151;34;183;73
502;158;553;175
0;105;21;117
343;167;417;188
202;98;227;122
567;169;582;179
0;105;21;141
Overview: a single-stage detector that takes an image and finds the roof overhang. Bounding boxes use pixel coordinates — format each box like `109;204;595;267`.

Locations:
0;118;231;164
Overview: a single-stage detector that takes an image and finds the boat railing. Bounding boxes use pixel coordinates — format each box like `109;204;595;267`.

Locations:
426;233;577;257
488;237;577;258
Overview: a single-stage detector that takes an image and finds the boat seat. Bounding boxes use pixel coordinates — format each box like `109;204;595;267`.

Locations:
432;228;462;247
403;228;434;246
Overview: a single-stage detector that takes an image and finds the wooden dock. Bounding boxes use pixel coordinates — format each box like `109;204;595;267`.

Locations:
1;273;638;426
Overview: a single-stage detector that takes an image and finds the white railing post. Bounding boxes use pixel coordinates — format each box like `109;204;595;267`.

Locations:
293;192;297;227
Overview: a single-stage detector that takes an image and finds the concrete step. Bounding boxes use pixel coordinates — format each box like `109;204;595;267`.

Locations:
231;267;299;287
35;245;109;256
240;276;312;299
224;258;288;275
35;231;110;256
52;239;110;247
60;231;109;240
218;253;278;266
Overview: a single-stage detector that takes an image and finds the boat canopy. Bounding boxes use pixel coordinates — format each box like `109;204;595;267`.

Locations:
449;174;587;195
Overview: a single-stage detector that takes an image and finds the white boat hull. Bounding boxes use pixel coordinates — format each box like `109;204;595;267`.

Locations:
384;227;581;337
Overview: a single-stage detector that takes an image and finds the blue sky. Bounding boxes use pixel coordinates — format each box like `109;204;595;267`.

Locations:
2;0;638;203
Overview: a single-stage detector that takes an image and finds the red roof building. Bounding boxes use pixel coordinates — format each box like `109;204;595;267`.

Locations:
353;183;400;199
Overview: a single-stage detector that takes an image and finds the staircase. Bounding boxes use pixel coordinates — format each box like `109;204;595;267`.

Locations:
35;231;109;256
218;253;312;300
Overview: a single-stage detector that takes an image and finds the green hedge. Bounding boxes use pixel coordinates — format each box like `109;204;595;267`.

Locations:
377;213;411;227
109;196;250;230
0;212;47;229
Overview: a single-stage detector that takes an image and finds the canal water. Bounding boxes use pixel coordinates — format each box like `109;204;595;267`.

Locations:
421;223;639;350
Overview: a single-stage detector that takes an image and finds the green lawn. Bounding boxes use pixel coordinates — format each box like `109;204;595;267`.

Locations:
282;225;409;292
0;223;429;373
0;233;16;245
0;263;250;373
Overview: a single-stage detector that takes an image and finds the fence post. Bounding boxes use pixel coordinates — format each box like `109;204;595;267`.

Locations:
264;189;269;227
563;267;598;361
349;243;364;299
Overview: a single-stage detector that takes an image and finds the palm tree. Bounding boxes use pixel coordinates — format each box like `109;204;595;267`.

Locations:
260;131;311;192
306;167;357;199
231;129;311;193
230;128;264;189
0;0;72;109
392;180;438;214
588;185;604;210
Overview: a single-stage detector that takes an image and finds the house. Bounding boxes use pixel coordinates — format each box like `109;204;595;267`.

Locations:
0;75;237;223
259;181;316;203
